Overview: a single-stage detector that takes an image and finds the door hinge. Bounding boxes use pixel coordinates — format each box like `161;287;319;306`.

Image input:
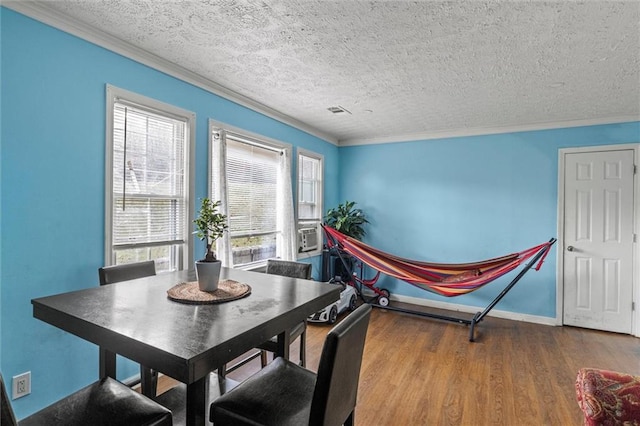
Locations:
634;234;637;243
633;302;635;311
635;164;637;174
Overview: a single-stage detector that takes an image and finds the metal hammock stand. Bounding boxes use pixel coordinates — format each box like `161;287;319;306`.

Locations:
322;225;556;342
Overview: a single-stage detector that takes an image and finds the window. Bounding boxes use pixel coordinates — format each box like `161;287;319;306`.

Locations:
210;122;295;268
106;85;194;272
297;149;324;256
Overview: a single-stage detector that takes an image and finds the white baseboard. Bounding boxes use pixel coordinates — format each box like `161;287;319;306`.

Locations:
389;293;558;326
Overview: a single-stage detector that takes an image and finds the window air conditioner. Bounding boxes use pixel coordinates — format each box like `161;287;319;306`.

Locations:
298;227;319;252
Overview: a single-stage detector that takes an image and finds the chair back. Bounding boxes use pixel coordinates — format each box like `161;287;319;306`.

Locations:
98;260;156;285
309;304;372;426
1;374;18;426
266;259;312;280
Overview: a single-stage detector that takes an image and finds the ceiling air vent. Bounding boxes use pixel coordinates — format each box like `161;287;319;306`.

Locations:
327;106;351;114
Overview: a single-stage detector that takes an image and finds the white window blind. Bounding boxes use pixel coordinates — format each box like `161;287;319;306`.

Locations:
108;93;191;271
298;153;322;221
226;136;280;265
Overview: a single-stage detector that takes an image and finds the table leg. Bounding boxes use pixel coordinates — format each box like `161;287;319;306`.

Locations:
186;376;208;426
140;367;157;398
99;346;116;378
275;330;291;359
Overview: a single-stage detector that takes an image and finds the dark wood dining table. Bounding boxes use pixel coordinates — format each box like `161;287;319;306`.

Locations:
31;267;341;426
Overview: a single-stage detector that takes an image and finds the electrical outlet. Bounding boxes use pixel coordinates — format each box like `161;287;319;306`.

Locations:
12;371;31;400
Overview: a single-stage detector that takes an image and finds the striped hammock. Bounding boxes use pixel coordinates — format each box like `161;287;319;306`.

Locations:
322;225;554;297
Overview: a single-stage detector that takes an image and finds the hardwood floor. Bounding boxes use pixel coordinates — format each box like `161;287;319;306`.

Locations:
157;303;640;425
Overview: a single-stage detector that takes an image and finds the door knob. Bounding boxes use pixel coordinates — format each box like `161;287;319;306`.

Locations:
567;246;575;251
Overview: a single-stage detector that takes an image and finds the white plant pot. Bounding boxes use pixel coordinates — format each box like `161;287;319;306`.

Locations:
195;260;222;292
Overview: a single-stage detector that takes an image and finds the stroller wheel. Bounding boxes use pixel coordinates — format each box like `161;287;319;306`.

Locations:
377;296;389;307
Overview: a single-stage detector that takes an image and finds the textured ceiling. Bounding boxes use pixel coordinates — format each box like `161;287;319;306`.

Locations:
10;0;640;145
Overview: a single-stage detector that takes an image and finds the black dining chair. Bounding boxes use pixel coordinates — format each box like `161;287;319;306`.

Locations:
209;303;372;426
258;259;312;367
99;260;157;286
218;259;312;381
98;260;158;398
1;373;172;426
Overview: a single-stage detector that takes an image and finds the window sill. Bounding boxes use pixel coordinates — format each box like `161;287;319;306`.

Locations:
297;248;323;260
234;262;267;273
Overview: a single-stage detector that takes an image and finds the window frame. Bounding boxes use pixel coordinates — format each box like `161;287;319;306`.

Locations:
296;148;324;258
209;119;292;270
105;84;195;270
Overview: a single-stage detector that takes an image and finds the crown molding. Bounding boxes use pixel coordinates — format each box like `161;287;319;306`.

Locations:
3;1;339;146
339;115;640;147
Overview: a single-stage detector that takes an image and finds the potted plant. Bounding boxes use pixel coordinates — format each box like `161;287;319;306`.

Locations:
325;201;369;283
193;198;228;291
325;200;369;240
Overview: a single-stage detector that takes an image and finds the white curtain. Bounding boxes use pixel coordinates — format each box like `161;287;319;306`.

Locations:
277;147;297;261
212;130;233;267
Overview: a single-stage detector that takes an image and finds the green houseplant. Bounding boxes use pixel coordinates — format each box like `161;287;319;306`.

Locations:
193;198;228;291
325;200;369;241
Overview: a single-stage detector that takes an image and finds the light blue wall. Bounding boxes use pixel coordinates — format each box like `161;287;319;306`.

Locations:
338;123;640;317
0;6;3;371
0;8;338;418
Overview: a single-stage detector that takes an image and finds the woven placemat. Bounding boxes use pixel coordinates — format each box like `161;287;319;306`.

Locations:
167;280;251;305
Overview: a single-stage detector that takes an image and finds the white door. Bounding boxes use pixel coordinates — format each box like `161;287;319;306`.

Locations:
562;149;635;333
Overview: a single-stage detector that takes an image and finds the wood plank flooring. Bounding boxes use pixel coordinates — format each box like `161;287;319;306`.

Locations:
157;302;640;425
